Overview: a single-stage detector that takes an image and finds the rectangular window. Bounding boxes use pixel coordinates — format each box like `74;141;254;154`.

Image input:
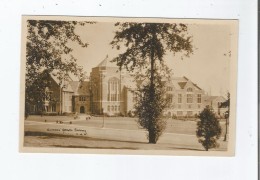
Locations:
187;111;193;116
178;94;182;103
187;94;193;103
197;94;201;103
177;111;183;116
51;104;56;112
166;94;173;108
111;94;116;101
79;96;86;101
167;87;173;91
167;94;173;103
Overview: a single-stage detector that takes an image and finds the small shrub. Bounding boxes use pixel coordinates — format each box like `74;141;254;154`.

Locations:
196;106;222;151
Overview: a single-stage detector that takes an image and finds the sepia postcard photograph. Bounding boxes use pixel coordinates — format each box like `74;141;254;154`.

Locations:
20;16;238;156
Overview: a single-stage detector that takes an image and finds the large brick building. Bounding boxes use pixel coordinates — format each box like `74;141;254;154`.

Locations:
89;56;135;116
29;56;227;118
163;76;206;117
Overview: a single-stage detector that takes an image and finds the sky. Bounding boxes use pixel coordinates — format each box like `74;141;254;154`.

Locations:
68;20;236;97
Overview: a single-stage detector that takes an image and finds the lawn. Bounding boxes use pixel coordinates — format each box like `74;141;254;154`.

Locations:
25;115;227;136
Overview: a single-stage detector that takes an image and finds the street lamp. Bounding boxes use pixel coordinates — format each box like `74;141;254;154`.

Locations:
224;111;229;141
99;72;106;115
102;108;105;128
59;83;64;115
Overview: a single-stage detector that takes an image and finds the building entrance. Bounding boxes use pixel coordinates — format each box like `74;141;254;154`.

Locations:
80;106;85;113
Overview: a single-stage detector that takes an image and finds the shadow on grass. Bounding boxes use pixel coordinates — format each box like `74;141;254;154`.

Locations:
24;131;217;151
52;145;138;150
25;131;146;144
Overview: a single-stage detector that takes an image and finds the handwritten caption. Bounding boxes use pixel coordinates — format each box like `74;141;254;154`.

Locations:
47;128;87;135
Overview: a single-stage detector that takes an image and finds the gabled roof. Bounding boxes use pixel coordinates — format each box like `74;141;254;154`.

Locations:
178;82;187;89
68;81;90;95
124;75;204;92
50;73;72;84
204;96;226;102
62;82;74;92
49;73;74;92
77;81;90;95
171;76;203;90
193;83;202;90
204;96;218;101
69;81;80;93
97;55;117;68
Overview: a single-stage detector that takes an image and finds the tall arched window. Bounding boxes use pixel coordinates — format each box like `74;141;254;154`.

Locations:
108;77;120;102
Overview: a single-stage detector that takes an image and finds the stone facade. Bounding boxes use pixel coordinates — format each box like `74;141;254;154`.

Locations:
163;76;206;117
29;57;227;117
72;81;91;114
89;56;134;116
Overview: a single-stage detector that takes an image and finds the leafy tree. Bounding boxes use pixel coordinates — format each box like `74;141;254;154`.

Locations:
134;77;168;143
25;20;92;116
196;106;222;151
111;22;193;143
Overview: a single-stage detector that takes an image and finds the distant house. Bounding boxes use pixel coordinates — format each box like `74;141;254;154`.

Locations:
203;96;228;118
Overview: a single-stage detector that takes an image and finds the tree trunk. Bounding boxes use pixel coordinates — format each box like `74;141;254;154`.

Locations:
148;129;156;144
148;34;156;144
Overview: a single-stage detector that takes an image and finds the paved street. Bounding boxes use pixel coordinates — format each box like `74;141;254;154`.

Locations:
24;115;228;151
